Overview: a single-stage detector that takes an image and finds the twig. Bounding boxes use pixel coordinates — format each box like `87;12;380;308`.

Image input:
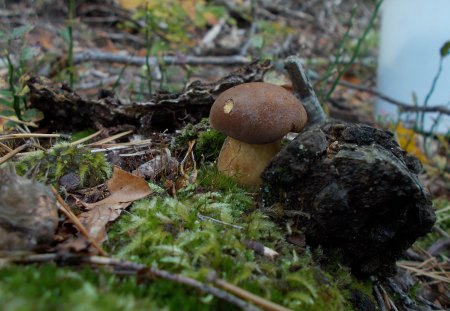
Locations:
338;80;450;115
386;278;416;308
373;283;388;311
4;253;261;311
284;56;327;126
428;238;450;256
0;133;67;141
74;50;251;66
211;277;291;311
0;141;31;165
0;141;13;152
86;130;133;146
71;130;103;146
50;186;107;256
0;115;38;127
197;213;243;230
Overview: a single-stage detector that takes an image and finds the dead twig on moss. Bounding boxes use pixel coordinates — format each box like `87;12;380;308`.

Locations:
210;275;291;311
3;253;261;311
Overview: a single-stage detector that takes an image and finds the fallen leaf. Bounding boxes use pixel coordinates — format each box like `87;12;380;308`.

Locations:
395;123;428;164
69;167;152;246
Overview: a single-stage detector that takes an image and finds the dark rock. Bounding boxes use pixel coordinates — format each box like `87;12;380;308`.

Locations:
0;166;58;251
260;121;435;276
59;172;81;191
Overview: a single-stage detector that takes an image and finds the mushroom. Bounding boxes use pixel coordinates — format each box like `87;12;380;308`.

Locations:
209;82;307;187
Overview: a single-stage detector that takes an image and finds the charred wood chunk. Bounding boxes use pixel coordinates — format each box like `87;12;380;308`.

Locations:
260;121;435;276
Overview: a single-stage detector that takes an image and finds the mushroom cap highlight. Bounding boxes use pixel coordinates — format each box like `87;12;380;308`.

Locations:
209;82;307;144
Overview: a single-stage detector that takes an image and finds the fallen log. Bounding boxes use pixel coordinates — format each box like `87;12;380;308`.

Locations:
27;60;271;134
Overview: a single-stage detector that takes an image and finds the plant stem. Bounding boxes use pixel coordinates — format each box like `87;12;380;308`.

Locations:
318;5;357;101
324;0;383;102
5;53;21;119
145;8;153;95
68;0;75;88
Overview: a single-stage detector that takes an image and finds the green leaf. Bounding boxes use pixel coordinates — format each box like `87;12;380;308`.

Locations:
0;97;13;107
0;90;13;97
0;109;16;117
11;25;34;39
440;40;450;58
250;35;264;49
59;27;70;43
16;85;30;97
21;46;38;61
22;108;44;122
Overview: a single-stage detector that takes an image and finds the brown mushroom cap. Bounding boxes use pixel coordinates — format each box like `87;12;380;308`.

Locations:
209;82;307;144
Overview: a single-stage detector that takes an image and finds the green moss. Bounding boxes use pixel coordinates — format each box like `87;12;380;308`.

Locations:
0;264;230;311
0;264;155;311
106;167;347;310
170;119;226;162
415;198;450;252
195;128;226;161
15;142;111;187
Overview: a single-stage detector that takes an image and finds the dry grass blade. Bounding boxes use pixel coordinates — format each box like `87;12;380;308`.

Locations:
71;130;103;145
50;186;108;256
0;142;13;152
0;133;63;141
0;115;38;127
213;278;292;311
90;138;153;151
397;260;450;284
87;130;133;146
0;142;31;165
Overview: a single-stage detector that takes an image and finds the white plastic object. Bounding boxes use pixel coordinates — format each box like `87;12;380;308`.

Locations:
376;0;450;134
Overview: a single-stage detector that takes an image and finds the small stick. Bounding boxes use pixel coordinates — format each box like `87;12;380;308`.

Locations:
197;213;244;230
284;56;327;126
0;142;13;152
212;278;292;311
0;141;31;165
0;133;65;141
50;186;107;256
87;130;133;146
338;80;450;115
5;253;261;311
71;130;103;145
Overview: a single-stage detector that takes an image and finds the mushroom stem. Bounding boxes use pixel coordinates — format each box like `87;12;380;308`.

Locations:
217;137;282;187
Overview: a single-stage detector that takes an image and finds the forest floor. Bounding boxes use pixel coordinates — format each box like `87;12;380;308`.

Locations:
0;1;449;310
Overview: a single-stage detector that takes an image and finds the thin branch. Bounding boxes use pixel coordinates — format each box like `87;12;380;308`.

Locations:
50;186;108;257
338;80;450;115
74;50;251;66
4;253;261;311
212;277;291;311
0;133;68;141
0;141;31;165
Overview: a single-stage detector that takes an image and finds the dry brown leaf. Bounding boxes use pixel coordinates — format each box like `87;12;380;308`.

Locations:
72;167;152;245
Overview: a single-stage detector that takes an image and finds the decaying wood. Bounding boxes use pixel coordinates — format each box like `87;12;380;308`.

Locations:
27;60;270;134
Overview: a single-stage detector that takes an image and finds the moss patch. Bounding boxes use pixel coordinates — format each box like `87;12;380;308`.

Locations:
171;119;226;162
106;168;347;310
15;142;111;188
